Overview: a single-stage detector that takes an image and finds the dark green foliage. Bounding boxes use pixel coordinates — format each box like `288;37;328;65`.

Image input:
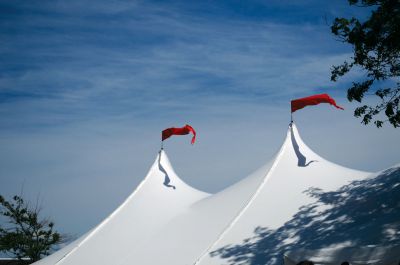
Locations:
0;195;63;264
331;0;400;127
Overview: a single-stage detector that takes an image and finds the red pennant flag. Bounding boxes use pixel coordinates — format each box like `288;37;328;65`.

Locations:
291;93;344;113
162;124;196;145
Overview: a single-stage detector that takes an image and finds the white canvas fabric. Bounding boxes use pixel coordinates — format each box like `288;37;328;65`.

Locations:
33;123;400;265
195;124;370;265
119;156;275;265
34;150;209;265
197;124;400;265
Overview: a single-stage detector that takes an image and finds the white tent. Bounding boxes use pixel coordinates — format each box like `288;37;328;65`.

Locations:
34;123;400;265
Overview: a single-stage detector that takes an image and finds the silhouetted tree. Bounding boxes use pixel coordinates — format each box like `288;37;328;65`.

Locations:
331;0;400;127
0;195;64;264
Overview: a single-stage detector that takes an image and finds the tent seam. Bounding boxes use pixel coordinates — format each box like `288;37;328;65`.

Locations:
191;130;289;265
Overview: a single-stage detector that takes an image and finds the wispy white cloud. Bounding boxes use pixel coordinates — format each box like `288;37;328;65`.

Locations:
1;4;355;123
0;0;398;239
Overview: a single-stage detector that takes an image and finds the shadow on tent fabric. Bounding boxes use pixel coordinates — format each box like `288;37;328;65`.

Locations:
210;166;400;265
290;125;316;167
158;152;176;190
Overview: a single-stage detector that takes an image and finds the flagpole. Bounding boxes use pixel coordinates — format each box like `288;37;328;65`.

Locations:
290;101;293;124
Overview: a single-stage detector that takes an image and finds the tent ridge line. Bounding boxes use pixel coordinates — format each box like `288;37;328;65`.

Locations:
53;154;160;265
191;128;290;265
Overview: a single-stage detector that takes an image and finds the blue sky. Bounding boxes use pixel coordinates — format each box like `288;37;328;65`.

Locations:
0;0;399;241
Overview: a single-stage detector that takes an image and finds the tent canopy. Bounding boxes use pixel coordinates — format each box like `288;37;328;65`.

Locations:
34;123;400;265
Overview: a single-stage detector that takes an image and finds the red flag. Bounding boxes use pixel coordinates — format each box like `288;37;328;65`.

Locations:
291;93;344;113
162;124;196;145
